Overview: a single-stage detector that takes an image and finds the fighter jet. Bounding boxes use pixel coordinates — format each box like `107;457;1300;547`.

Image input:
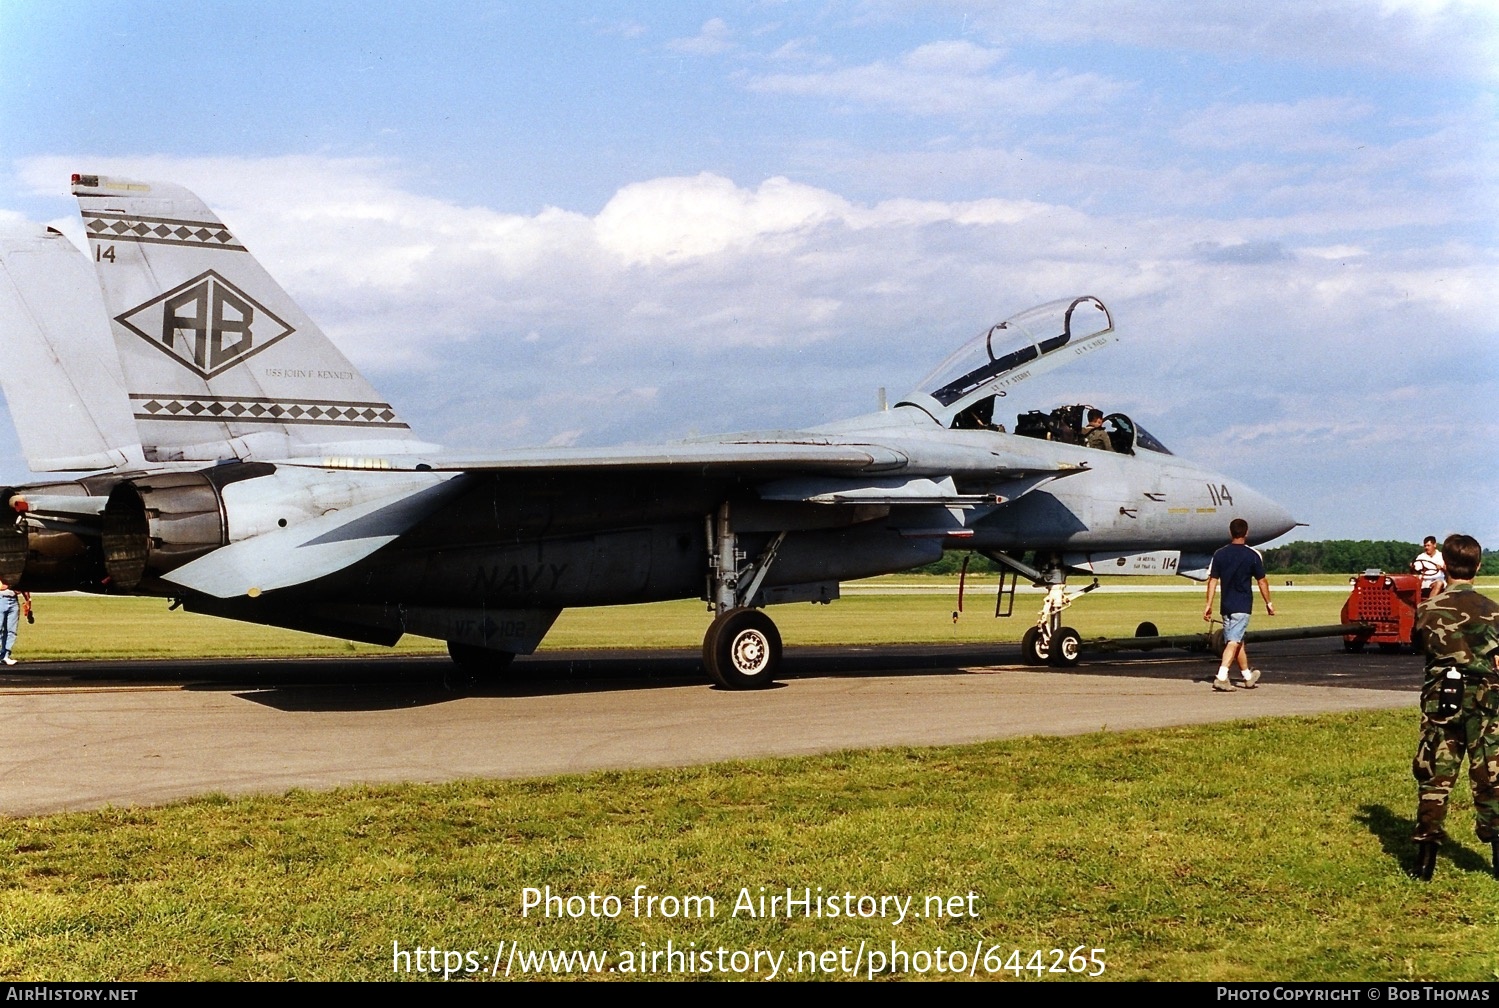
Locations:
0;175;1295;687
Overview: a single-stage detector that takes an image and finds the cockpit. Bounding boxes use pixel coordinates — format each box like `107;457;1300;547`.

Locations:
896;295;1173;456
1010;403;1172;455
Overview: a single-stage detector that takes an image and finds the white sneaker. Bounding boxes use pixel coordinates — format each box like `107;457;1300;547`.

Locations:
1237;668;1261;689
1212;676;1232;692
2;657;15;665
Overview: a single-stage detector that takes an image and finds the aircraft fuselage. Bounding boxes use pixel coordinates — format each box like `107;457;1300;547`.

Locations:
2;181;1295;687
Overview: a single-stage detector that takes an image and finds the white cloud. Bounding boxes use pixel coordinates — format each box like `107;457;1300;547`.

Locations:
748;40;1126;118
8;154;1495;539
900;39;1005;74
2;3;1494;545
1299;244;1371;267
766;36;826;63
588;18;647;39
666;17;734;56
955;0;1498;80
1174;98;1375;153
594;173;847;263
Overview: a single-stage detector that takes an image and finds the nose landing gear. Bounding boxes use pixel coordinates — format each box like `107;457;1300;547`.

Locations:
986;551;1097;667
1022;622;1083;667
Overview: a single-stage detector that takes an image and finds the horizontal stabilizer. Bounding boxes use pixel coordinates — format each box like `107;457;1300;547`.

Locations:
164;477;463;598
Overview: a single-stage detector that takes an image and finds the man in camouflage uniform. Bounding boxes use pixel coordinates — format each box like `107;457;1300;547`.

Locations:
1411;533;1499;880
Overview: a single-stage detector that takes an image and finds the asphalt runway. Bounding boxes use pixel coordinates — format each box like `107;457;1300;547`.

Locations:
0;638;1420;816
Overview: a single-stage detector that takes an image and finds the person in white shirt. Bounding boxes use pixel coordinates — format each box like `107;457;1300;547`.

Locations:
1412;535;1447;598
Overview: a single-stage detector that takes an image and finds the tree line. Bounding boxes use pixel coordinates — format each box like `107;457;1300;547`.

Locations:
1259;540;1423;574
914;542;1499;577
1259;540;1499;575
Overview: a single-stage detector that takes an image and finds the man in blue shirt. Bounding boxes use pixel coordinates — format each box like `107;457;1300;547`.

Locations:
1203;518;1275;691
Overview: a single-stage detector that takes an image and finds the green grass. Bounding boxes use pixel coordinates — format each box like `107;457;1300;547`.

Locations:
7;580;1494;981
13;580;1372;660
2;710;1496;981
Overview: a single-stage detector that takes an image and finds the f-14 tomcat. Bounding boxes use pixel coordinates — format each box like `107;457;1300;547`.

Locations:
0;174;1295;687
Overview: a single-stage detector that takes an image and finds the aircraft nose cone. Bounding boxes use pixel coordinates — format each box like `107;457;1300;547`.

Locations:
1239;483;1297;542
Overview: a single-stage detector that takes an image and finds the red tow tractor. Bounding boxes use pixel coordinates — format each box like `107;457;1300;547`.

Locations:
1341;570;1425;653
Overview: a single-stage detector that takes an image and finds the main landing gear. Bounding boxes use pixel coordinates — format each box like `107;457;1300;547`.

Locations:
703;607;782;690
988;552;1098;667
702;502;786;689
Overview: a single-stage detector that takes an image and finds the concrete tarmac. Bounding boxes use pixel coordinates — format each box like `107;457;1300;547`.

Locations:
0;639;1418;816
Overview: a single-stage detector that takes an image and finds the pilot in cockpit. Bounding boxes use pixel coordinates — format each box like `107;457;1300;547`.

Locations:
1082;409;1115;451
951;395;1004;432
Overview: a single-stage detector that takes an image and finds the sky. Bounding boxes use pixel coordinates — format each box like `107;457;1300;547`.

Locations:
0;0;1495;546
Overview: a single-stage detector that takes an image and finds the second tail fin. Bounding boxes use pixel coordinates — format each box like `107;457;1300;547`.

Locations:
0;225;145;471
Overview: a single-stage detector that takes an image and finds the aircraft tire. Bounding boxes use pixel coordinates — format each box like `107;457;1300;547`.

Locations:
703;608;782;690
1050;627;1082;667
1343;639;1366;653
1021;627;1046;665
1134;621;1159;652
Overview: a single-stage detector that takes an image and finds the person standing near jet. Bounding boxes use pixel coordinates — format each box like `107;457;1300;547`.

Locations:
1409;533;1499;881
0;578;31;666
1203;518;1275;691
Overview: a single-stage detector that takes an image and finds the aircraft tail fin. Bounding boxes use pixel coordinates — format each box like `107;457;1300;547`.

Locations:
72;173;429;463
0;225;146;471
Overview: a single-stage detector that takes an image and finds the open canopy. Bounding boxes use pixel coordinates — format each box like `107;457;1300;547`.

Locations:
897;295;1115;427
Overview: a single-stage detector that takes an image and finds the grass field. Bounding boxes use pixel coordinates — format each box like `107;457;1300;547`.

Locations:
7;574;1395;661
3;711;1498;981
4;579;1497;981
